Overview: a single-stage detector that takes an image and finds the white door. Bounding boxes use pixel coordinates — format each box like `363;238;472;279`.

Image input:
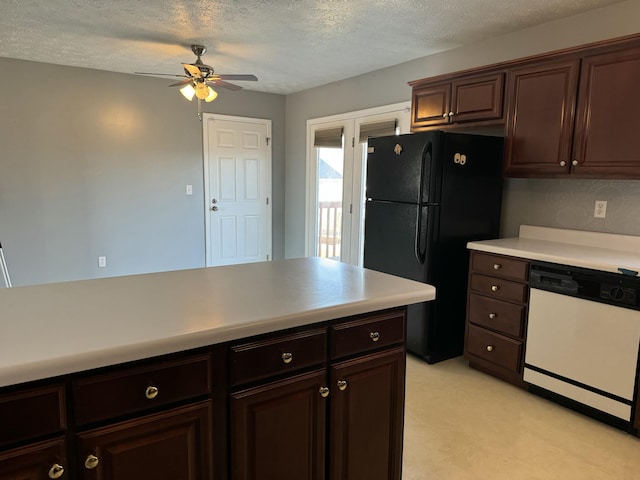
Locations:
306;103;411;266
203;114;272;266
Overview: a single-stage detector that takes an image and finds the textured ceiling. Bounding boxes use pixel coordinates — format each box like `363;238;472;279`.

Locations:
0;0;624;95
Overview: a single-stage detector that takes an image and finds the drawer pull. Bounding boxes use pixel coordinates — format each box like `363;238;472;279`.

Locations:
84;455;99;470
145;385;159;400
493;263;501;270
491;285;499;292
486;345;494;352
48;464;65;479
281;352;293;364
488;313;497;319
319;386;330;398
370;331;380;342
337;380;348;391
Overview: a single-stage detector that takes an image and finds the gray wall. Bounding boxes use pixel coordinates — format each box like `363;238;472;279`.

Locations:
0;58;285;286
284;0;640;258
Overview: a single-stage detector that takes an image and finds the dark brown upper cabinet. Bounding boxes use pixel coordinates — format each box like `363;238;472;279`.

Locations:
504;39;640;178
572;46;640;177
410;72;504;130
503;59;580;177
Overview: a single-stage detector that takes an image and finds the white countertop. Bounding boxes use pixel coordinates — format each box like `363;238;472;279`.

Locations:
0;257;436;388
468;225;640;274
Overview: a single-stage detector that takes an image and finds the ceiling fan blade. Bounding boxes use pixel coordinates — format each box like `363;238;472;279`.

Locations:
135;72;187;78
217;74;258;81
168;79;194;87
207;79;243;91
182;63;202;78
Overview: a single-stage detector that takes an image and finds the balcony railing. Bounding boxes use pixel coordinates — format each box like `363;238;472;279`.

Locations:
318;201;342;259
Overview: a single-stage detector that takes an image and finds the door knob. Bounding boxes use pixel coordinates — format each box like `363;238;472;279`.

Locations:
211;206;218;211
211;199;217;204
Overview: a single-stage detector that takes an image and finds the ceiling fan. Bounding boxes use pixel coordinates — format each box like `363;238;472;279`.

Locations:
135;44;258;104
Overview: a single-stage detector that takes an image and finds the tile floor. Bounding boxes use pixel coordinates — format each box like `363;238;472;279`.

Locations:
402;356;640;479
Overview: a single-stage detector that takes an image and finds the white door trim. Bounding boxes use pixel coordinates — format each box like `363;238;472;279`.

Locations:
202;113;272;266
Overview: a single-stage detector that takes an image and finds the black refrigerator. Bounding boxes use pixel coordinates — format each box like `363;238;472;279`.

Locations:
363;131;503;364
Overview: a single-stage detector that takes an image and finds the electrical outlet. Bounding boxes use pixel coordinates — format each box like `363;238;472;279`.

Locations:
594;200;607;218
186;185;193;195
98;256;107;267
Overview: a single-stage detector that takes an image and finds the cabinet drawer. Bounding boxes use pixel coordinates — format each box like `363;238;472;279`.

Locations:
231;329;326;386
73;353;211;425
470;273;528;303
331;310;405;360
0;385;65;447
472;252;528;281
468;294;525;338
466;324;522;372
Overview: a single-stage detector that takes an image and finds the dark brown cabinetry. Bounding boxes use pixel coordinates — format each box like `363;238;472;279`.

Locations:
0;438;67;480
410;73;504;130
0;385;67;479
0;308;408;480
504;39;640;178
329;347;405;480
77;402;211;480
464;251;530;386
503;59;580;176
229;308;407;480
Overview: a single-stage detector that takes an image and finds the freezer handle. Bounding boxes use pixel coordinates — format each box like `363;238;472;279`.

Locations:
414;141;431;265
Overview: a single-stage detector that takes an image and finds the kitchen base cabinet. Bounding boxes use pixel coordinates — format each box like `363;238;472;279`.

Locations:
0;438;66;480
76;402;212;480
329;347;405;480
464;251;529;387
230;370;327;480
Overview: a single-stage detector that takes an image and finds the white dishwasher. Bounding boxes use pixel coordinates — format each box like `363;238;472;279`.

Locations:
524;262;640;429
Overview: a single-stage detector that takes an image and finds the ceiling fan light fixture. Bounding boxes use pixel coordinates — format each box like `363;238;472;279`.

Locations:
195;82;210;100
204;86;218;102
180;84;196;101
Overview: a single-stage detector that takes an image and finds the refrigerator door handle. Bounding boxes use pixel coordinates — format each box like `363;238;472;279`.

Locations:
418;140;432;205
415;206;427;265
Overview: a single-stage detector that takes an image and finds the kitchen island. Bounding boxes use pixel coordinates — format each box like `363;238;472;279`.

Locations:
0;257;435;480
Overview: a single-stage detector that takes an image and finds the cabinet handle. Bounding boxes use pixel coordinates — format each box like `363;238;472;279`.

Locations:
486;345;494;352
493;263;501;270
337;380;348;391
488;313;497;319
572;160;578;166
281;352;293;364
442;113;448;118
491;285;499;292
369;331;380;342
145;385;159;399
84;455;99;470
559;161;566;167
48;464;65;479
448;111;454;117
319;386;330;398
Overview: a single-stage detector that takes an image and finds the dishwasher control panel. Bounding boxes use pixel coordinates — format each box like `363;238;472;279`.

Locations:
530;262;640;310
600;284;637;306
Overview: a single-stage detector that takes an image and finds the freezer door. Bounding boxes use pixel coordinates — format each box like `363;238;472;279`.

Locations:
363;200;431;282
366;132;443;204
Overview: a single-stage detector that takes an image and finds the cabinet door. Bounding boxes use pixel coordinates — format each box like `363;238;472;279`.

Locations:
503;59;580;177
329;347;405;480
77;402;211;480
0;438;66;480
411;82;451;128
451;73;504;123
572;46;640;177
230;370;327;480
